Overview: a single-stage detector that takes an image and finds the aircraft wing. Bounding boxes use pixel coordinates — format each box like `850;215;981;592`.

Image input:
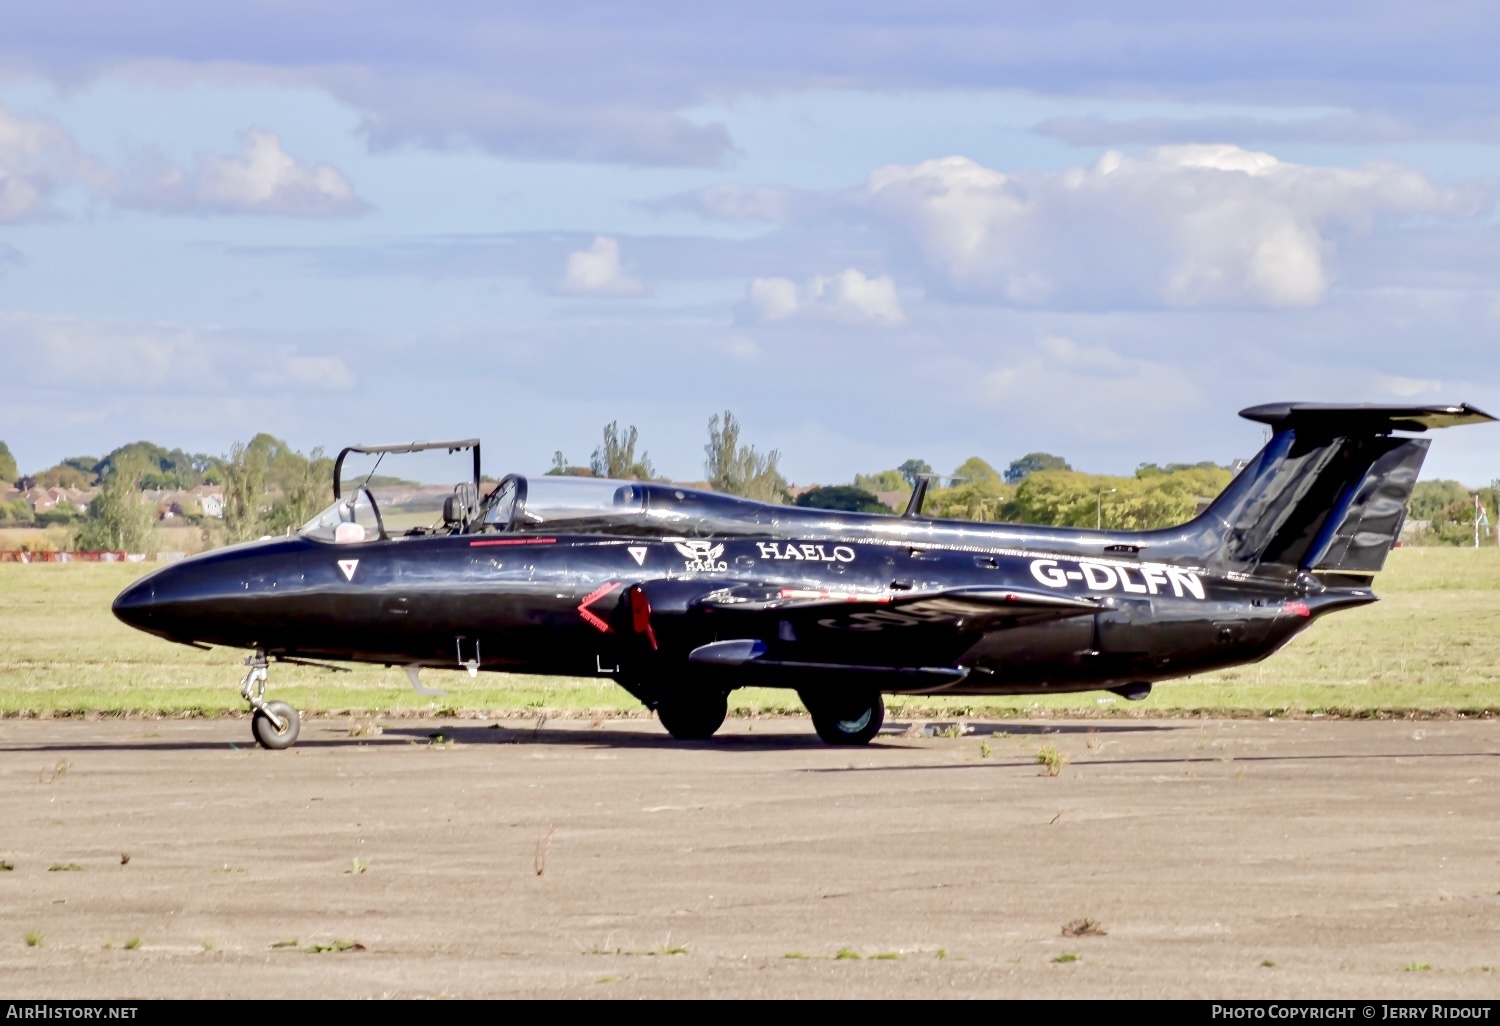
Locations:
691;582;1103;630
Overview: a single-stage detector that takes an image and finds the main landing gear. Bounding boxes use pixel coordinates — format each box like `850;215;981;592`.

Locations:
241;652;301;750
799;689;885;746
656;689;728;741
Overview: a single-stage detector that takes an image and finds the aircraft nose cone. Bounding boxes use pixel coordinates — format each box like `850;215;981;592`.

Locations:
112;576;155;630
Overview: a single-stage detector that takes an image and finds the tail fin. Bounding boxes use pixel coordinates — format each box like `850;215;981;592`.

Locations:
1196;403;1494;577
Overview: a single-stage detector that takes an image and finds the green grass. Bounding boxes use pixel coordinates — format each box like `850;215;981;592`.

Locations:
3;549;1500;717
23;930;42;948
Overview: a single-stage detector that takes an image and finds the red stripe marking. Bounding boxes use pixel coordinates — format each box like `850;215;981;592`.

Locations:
577;581;620;634
469;537;557;547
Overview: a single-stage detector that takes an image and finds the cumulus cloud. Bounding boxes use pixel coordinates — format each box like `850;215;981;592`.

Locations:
0;106;364;220
118;130;365;217
558;236;647;297
850;145;1482;309
744;269;904;327
0;106;105;222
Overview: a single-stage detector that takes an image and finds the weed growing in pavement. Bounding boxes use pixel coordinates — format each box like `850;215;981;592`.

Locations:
1036;745;1068;776
1052;953;1079;963
23;930;42;948
306;940;365;953
123;937;141;950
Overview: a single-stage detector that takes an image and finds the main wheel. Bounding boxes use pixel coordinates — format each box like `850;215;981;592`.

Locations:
801;690;884;746
252;701;301;750
656;691;728;741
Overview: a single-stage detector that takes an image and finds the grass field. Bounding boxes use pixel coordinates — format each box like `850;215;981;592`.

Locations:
2;548;1499;718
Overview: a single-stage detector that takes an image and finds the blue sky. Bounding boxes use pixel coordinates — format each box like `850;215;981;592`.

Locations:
2;2;1498;486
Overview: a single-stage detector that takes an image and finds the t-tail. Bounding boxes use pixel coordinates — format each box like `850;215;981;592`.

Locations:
1187;403;1495;581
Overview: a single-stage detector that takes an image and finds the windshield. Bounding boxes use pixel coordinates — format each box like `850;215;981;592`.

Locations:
300;488;384;543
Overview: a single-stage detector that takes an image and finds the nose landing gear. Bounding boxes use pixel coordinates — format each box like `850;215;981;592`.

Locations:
241;653;301;750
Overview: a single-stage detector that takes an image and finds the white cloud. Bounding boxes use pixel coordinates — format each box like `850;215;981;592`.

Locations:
558;236;647;296
120;130;365;217
0;106;104;222
837;145;1482;310
745;269;905;327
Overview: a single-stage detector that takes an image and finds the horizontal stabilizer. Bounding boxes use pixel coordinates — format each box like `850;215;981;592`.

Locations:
1239;402;1495;434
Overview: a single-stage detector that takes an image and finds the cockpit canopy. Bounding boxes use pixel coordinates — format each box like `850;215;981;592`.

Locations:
478;475;766;536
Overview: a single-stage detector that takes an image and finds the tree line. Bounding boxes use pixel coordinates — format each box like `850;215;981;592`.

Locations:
2;415;1497;550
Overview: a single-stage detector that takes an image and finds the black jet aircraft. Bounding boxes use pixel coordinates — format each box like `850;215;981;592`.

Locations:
113;402;1493;750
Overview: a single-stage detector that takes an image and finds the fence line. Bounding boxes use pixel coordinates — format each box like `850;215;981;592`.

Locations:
0;551;188;564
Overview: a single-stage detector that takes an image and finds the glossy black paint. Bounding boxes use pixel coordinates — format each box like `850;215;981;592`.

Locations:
113;402;1494;706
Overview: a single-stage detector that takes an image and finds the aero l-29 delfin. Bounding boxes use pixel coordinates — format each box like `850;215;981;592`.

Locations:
112;402;1493;750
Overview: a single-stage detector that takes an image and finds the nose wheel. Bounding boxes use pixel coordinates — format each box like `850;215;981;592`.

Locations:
241;653;302;750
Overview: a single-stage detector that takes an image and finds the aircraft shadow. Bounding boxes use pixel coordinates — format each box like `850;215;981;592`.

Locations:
0;718;1179;755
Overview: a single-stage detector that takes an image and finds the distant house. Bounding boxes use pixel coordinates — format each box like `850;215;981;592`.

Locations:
191;485;225;519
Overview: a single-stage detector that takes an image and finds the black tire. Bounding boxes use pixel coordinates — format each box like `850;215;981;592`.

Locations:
802;690;885;746
656;691;728;741
252;701;301;750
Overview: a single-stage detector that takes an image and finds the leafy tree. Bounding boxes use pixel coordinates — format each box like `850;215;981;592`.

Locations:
0;442;16;484
795;485;888;514
1003;452;1071;485
96;442;222;491
1137;460;1225;479
953;456;1003;486
1408;480;1471;521
853;469;908;496
1010;466;1233;530
897;459;933;489
74;450;155;552
34;465;93;489
224;434;333;541
590;421;655;480
704;411;789;503
0;497;34;524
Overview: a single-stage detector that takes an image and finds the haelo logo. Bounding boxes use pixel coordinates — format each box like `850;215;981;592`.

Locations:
674;540;728;572
757;542;856;563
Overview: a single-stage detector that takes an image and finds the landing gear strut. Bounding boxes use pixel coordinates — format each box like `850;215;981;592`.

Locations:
241;652;301;750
